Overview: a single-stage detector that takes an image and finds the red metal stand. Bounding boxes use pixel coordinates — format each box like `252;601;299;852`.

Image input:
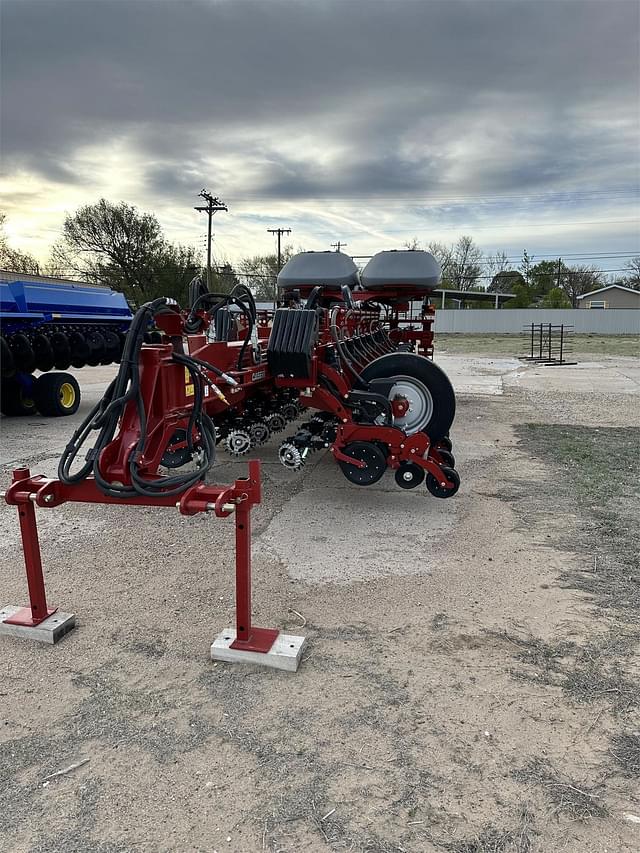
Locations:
230;500;279;653
2;461;280;653
3;470;56;627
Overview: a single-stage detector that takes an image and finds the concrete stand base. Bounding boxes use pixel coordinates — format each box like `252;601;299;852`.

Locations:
211;628;306;672
0;606;76;644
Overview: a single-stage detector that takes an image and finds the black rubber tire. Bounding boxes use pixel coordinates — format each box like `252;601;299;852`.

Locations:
68;331;90;368
49;331;72;370
437;448;456;468
32;333;55;373
359;352;455;442
337;441;387;486
1;336;15;378
84;330;105;366
33;372;81;417
438;435;453;452
426;465;460;498
0;377;37;416
394;462;425;489
9;333;36;374
101;329;121;364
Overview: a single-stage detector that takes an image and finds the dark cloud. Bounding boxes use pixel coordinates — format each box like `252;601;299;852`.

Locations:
1;0;638;204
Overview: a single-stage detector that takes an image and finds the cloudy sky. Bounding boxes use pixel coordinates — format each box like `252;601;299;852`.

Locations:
1;0;639;276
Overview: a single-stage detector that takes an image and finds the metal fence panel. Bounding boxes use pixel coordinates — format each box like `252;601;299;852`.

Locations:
433;309;640;334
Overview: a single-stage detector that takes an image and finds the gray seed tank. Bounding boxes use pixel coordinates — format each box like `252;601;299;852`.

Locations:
277;251;359;294
360;250;441;292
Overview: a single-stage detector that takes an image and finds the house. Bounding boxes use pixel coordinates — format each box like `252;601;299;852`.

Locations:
577;284;640;309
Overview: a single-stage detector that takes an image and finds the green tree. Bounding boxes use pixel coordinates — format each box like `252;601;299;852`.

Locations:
505;279;535;308
52;199;202;305
0;213;40;273
237;246;294;302
530;260;566;299
213;261;241;294
488;270;525;293
540;287;571;308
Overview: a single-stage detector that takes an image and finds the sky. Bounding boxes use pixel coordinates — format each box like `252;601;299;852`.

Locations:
1;0;639;278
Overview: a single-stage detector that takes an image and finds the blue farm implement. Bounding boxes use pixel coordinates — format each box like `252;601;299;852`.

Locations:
0;276;132;416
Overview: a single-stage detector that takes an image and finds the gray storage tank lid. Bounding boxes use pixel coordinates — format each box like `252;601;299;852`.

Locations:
277;251;359;289
361;250;441;290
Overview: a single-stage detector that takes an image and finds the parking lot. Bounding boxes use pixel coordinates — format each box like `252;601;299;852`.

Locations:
1;344;639;853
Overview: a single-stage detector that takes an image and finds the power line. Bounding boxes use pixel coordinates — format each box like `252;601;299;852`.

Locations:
267;226;292;308
194;189;227;288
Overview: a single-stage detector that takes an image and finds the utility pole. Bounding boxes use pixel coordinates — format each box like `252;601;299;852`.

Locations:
267;227;291;308
556;257;563;289
331;240;347;252
195;190;227;289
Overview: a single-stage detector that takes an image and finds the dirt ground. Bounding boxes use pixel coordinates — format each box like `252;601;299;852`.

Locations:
1;347;639;853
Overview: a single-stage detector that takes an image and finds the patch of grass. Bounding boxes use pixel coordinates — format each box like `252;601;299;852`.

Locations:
439;805;536;853
514;424;640;618
609;732;640;777
512;759;608;821
487;629;639;713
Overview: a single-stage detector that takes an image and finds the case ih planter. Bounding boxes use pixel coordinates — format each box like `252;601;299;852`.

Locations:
1;249;458;659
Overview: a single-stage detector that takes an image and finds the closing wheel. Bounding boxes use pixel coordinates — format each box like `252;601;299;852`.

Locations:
436;448;456;468
0;377;37;416
394;462;425;490
249;420;270;446
438;435;453;452
33;372;81;416
426;465;460;498
359;352;455;441
337;441;387;486
225;428;252;457
278;441;305;471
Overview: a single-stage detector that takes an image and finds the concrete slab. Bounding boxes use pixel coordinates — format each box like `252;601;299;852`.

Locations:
435;355;522;396
0;605;76;644
261;469;456;583
211;628;306;671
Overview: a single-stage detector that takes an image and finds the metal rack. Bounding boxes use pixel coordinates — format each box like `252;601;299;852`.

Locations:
522;323;577;365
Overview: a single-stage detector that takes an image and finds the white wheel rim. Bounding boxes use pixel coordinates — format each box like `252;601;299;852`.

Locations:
388;375;433;434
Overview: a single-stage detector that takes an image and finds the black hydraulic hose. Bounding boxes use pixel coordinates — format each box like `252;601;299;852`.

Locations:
329;307;366;389
58;297;217;499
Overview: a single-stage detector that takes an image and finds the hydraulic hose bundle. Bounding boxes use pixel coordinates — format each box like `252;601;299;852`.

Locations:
58;298;218;499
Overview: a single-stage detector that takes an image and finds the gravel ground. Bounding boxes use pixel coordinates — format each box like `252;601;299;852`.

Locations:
0;354;639;852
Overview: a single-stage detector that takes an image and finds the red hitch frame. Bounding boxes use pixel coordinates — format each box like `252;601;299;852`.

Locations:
2;460;281;653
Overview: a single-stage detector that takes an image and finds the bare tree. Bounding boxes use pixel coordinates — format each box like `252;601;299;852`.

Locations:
623;256;640;289
485;250;510;278
446;235;483;290
0;213;40;273
562;265;603;308
237;246;294;301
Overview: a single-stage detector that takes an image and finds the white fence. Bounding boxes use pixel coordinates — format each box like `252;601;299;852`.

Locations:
433;309;639;335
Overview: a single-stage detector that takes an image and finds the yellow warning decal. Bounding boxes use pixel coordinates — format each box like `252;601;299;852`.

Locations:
185;384;194;396
184;367;191;383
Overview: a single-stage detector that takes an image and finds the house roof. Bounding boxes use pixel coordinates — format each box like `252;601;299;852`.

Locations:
576;284;640;300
